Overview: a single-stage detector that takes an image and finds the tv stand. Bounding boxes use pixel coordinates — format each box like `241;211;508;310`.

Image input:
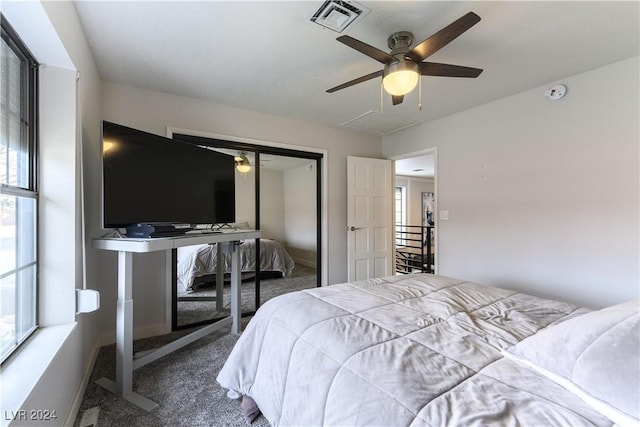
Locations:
93;229;261;411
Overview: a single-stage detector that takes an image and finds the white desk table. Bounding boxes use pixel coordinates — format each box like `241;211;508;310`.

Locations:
93;229;261;411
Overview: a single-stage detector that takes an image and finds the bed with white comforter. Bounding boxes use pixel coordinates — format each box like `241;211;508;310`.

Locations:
217;274;639;426
177;238;295;292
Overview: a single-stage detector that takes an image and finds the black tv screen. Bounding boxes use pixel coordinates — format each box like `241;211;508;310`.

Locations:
102;121;235;229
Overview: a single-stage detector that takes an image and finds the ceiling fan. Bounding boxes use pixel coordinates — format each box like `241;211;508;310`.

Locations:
327;11;483;105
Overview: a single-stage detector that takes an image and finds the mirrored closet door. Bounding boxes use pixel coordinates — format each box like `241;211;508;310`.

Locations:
170;134;321;330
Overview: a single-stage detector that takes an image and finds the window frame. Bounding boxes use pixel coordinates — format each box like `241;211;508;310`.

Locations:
1;14;39;364
395;186;406;226
395;185;406;246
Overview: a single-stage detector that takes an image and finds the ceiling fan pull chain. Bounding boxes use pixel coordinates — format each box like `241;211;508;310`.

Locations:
380;80;384;113
418;78;423;111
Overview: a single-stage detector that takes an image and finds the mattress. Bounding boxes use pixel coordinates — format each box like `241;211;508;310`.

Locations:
217;274;617;426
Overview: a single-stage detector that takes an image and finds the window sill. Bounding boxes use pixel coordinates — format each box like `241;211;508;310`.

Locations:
1;323;77;427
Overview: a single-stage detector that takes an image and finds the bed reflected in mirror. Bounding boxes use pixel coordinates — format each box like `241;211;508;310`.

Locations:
173;149;320;330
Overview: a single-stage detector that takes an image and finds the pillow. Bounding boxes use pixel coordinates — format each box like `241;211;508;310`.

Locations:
503;300;639;427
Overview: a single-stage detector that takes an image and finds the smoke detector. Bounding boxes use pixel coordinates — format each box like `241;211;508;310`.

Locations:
545;84;567;101
310;1;369;33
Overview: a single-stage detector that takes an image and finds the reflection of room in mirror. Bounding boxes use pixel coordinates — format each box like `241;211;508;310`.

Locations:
176;264;317;327
261;154;317;269
175;151;320;328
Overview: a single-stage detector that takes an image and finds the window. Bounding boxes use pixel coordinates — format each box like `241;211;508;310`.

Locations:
395;186;406;226
1;16;38;363
395;186;406;245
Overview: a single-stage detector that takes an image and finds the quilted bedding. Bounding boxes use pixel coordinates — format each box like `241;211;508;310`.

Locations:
217;274;615;426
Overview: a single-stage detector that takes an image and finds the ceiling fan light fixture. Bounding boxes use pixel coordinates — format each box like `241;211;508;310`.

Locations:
234;152;251;173
382;60;419;96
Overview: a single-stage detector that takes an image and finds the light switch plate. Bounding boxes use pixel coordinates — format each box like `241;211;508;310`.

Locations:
439;210;450;221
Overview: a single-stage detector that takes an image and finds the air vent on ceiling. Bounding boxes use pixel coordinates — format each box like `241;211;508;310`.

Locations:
310;1;369;33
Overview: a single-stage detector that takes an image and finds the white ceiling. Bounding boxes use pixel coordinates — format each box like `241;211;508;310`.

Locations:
396;154;435;178
73;1;639;136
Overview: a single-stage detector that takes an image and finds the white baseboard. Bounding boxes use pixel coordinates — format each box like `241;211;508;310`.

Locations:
293;257;317;269
64;340;100;427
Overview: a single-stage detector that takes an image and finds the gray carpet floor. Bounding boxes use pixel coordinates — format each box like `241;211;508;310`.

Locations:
177;265;318;326
75;326;269;427
75;267;317;426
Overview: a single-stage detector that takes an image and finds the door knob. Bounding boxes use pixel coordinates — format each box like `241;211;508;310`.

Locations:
349;226;360;231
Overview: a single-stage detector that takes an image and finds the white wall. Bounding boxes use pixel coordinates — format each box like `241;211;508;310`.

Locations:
235;167;290;242
235;166;287;238
38;65;78;326
259;168;286;241
1;1;103;425
237;162;318;266
384;57;639;308
284;163;317;267
234;169;256;228
98;82;382;341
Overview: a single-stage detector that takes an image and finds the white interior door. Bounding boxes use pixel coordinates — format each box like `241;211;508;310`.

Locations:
347;156;394;281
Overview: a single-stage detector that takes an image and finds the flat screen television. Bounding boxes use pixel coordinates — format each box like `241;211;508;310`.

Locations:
101;121;235;230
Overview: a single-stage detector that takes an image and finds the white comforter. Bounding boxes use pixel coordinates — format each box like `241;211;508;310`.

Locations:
176;239;295;292
217;274;613;426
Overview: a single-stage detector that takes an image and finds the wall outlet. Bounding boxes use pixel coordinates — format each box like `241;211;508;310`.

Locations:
76;289;100;313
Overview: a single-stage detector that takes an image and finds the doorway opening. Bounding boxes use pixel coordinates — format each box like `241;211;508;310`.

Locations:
393;149;437;275
169;132;323;330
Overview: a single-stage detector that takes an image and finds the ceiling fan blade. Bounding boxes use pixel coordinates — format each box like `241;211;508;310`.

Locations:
419;62;483;78
392;95;404;105
337;35;395;64
327;70;383;93
408;12;481;62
